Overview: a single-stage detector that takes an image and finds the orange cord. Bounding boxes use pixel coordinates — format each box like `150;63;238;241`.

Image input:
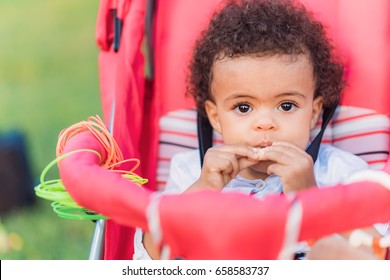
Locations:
56;115;142;176
372;237;387;259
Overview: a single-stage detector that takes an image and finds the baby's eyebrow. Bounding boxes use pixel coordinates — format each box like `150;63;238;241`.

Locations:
275;92;306;99
224;94;255;101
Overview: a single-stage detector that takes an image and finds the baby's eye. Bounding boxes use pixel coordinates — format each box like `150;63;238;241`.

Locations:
278;102;297;112
234;103;253;114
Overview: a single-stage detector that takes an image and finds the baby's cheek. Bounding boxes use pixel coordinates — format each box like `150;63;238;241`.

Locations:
299;132;313;150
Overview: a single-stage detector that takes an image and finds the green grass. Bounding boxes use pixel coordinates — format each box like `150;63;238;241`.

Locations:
0;0;102;259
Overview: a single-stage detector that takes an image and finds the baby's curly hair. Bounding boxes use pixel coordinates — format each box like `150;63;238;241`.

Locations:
187;0;345;116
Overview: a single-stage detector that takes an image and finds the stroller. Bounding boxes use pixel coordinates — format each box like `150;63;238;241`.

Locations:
63;0;390;259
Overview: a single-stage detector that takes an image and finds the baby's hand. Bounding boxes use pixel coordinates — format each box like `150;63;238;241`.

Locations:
257;142;316;193
187;144;259;192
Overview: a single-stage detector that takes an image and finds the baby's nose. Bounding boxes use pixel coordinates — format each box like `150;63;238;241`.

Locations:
254;116;276;130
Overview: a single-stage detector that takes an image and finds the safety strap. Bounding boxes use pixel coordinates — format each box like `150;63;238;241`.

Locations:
306;105;337;162
113;9;122;52
197;113;214;167
196;105;337;167
145;0;156;78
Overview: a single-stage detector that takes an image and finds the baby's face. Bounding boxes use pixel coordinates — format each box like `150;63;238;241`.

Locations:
206;54;322;173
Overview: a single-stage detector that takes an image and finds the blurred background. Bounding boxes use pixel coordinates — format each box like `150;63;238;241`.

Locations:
0;0;102;259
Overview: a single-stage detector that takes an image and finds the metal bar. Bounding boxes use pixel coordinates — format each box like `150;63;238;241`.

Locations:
88;219;106;260
88;99;116;260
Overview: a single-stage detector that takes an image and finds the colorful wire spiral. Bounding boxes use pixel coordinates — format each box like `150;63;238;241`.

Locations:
34;115;148;220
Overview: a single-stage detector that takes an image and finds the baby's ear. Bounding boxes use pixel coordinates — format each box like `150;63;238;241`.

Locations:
311;96;323;129
205;100;222;134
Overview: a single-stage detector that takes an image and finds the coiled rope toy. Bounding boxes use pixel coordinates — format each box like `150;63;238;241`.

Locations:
34;115;148;220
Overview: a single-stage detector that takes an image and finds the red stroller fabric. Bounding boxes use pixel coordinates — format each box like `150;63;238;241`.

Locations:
96;0;147;259
158;181;390;259
59;131;390;259
95;0;390;259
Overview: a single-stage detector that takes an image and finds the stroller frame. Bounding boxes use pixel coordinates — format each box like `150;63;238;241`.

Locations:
86;0;390;259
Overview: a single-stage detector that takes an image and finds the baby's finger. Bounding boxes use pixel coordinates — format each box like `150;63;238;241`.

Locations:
259;148;293;166
237;155;264;171
202;152;239;183
266;162;285;176
271;141;308;157
258;142;311;164
217;144;259;161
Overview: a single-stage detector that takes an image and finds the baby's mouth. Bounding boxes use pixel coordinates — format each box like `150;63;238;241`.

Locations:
252;142;272;160
257;141;272;149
